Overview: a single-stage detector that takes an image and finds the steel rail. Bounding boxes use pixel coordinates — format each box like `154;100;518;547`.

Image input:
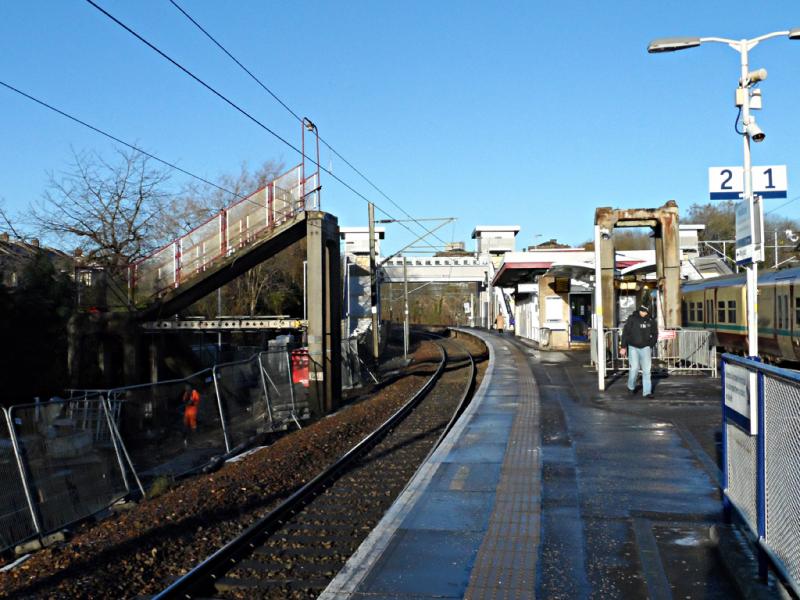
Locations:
419;332;478;456
153;342;448;599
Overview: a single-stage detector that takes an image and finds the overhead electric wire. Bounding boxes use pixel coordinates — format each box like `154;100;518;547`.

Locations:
0;81;316;232
85;0;440;252
166;0;449;249
0;79;243;202
765;194;800;216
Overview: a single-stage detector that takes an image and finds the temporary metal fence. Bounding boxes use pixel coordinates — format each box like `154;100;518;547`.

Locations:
0;346;311;555
108;370;225;481
342;337;373;389
722;354;800;596
128;164;319;304
0;410;38;553
590;327;717;376
1;399;131;554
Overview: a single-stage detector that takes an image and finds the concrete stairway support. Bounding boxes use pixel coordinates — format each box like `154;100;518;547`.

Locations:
305;212;342;416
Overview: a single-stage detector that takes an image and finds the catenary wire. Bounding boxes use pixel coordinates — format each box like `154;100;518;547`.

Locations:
84;0;440;251
166;0;449;248
0;80;241;201
0;80;314;228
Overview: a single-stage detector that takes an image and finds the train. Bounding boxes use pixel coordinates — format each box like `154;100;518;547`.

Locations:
681;265;800;363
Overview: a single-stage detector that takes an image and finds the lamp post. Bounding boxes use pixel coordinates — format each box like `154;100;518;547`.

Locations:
648;28;800;360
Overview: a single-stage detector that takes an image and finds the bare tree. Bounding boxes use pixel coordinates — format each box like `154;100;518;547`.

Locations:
0;198;25;240
30;147;171;273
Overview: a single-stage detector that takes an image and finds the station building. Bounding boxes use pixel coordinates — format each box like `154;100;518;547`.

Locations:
341;222;729;350
493;223;733;350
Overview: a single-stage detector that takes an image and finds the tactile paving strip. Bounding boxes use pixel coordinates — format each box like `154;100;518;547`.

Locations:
465;340;541;600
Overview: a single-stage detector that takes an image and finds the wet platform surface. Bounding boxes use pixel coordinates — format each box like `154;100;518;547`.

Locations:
321;330;753;599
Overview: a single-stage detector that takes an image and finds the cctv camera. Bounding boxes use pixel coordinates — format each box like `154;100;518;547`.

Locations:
746;119;766;143
787;230;799;243
600;227;611;240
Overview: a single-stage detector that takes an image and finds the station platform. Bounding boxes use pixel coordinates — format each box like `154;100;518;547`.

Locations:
320;330;757;599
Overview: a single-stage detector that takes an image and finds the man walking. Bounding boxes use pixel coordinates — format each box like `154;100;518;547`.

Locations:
619;304;658;397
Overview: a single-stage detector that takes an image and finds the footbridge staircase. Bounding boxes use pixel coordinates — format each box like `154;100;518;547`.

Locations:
71;163;342;415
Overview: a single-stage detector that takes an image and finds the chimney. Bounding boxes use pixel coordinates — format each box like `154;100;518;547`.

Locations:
30;239;40;248
0;232;8;242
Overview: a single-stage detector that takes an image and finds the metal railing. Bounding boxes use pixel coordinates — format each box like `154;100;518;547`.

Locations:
128;164;319;304
590;327;717;376
0;343;324;555
722;354;800;596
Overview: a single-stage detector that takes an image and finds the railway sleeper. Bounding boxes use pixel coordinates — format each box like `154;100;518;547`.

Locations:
230;557;340;575
215;574;332;592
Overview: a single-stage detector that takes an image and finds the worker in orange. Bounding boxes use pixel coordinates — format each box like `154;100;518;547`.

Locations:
182;385;201;444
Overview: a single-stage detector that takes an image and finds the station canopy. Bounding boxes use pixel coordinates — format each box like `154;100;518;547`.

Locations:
492;249;650;288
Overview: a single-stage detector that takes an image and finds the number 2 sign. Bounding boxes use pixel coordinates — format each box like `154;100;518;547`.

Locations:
709;165;788;200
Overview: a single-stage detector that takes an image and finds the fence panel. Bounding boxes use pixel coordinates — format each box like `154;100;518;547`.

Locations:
214;355;271;449
763;375;800;586
6;400;129;535
341;338;363;390
0;409;38;552
259;349;309;428
304;172;320;210
723;355;800;596
109;370;225;481
591;328;716;376
227;188;268;250
725;419;758;532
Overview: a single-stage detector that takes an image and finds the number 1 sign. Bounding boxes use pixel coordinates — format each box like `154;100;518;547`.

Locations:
709;165;788;200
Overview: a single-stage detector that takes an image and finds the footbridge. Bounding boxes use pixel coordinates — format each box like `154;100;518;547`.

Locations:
70;163;342;415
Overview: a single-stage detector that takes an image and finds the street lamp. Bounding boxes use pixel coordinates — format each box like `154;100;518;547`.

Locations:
648;28;800;360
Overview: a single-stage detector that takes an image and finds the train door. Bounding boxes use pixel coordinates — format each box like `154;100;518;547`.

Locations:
776;279;793;360
704;289;714;329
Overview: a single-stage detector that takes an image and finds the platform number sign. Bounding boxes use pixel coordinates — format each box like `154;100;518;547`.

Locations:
709;165;788;200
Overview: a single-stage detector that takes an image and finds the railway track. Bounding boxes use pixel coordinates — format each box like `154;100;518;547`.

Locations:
154;333;478;599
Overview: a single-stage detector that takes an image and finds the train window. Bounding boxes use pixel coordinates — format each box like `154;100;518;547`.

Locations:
707;300;713;322
697;302;704;322
718;301;726;323
681;301;688;323
796;297;800;325
728;300;737;324
689;302;696;322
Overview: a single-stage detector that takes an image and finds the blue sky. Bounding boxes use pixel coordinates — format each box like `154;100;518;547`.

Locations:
1;1;799;253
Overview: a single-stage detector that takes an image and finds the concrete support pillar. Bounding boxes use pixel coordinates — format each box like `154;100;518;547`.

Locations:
660;201;681;329
599;232;616;328
306;212;342;416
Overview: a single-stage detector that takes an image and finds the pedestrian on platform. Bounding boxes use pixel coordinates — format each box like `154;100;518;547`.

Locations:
182;385;201;445
494;312;505;335
619;304;658;397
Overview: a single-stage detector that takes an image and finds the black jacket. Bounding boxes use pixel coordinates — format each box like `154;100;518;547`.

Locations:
621;313;658;349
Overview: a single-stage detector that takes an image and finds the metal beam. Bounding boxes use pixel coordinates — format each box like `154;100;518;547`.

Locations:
141;317;307;331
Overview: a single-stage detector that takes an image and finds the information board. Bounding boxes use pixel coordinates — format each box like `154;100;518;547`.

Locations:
724;363;757;434
709;165;788;200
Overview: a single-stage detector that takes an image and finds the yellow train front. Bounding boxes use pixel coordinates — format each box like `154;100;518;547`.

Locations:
681;267;800;363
